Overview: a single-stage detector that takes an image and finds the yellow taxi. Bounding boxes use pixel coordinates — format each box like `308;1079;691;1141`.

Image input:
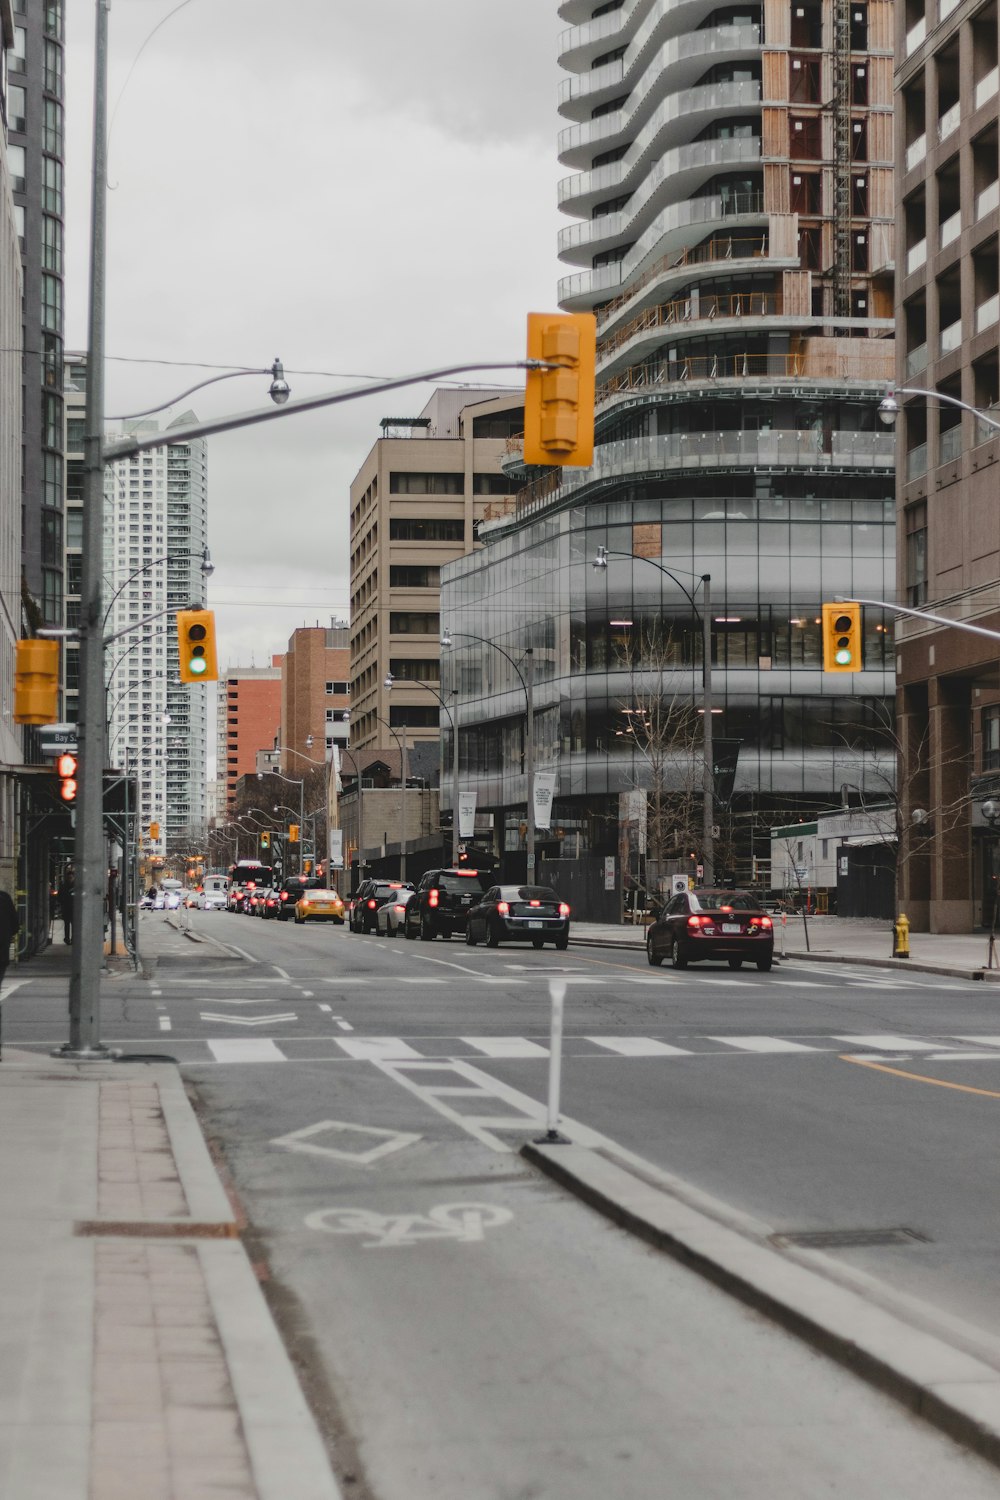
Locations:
293;887;346;925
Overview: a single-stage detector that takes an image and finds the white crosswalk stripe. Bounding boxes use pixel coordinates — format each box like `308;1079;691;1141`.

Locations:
206;1039;287;1063
335;1037;424;1061
706;1035;821;1054
834;1034;939;1051
585;1036;691;1057
461;1037;549;1058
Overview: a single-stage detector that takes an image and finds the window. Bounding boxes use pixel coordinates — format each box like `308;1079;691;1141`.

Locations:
984;707;1000;771
66;416;85;450
41;508;62;566
43;38;62;93
41;568;62;626
388;658;440;682
7;145;25;192
325;680;349;695
472;474;519;495
41;214;63;274
7;85;25;131
41;155;62;213
389;612;440;635
390;565;440;588
389;472;464;494
472;413;524;439
43;97;63;155
389;518;465;542
905;501;927;605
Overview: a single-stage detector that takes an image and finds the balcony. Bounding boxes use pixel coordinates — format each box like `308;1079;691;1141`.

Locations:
939;211;962;250
937;101;961;143
976;180;1000;220
905;342;928;377
976;294;1000;333
976;67;999;110
939;425;964;464
907;442;928;480
906;17;926;54
906;238;927;274
905;134;927;172
940;317;963;355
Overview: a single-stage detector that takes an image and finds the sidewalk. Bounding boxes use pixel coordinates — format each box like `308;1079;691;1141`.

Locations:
0;923;340;1500
572;914;1000;979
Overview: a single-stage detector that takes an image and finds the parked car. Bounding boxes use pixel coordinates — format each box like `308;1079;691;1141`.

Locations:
646;888;774;971
466;884;570;950
294;887;346;924
351;880;413;933
404;867;490;941
376;888;414;937
197;887;227;911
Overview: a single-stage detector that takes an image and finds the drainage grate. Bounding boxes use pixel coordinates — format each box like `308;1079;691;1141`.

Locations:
771;1227;931;1250
76;1220;239;1240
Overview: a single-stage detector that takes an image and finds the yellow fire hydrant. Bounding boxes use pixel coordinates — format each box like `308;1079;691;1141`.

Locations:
893;911;910;959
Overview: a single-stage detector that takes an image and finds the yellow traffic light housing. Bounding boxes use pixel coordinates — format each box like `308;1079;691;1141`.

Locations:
523;312;596;468
149;822;160;841
177;609;218;683
822;602;862;672
14;638;59;725
289;824;300;843
260;831;271;851
56;752;78;804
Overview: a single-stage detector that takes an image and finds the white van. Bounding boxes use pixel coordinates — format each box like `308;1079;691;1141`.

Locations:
198;874;228;911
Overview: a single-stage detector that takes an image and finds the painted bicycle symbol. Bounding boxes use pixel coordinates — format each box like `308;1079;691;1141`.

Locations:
304;1201;513;1248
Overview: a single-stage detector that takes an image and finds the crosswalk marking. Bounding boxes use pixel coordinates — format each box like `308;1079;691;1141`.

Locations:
206;1039;287;1063
834;1034;939;1051
335;1037;424;1061
954;1036;1000;1047
585;1036;691;1057
396;977;447;985
461;1037;549;1058
707;1035;821;1054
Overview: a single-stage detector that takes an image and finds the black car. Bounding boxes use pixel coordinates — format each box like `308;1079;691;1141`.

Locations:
404;867;490;941
466;884;570;950
351;880;413;933
646;888;774;971
276;875;324;921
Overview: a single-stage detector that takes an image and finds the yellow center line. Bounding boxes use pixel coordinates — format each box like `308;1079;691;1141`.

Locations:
841;1054;1000;1099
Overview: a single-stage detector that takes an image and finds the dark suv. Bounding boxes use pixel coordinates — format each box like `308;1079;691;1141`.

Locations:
350;879;413;933
276;875;324;921
404;867;490;941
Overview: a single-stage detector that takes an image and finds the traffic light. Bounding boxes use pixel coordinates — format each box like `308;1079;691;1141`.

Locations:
289;824;300;843
822;602;862;672
14;638;59;725
176;609;218;683
56;752;77;804
260;831;271;851
149;822;160;841
523;312;596;468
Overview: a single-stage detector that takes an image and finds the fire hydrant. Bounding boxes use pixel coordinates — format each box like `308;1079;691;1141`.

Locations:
893;912;910;959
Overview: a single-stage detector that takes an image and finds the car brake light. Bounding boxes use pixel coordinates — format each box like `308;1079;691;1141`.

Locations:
497;901;509;916
429;889;439;907
529;900;540;907
559;903;570;917
367;898;376;909
687;914;713;929
394;904;405;914
750;915;773;930
281;892;288;901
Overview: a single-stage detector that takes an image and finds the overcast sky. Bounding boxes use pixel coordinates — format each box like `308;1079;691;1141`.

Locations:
64;0;565;668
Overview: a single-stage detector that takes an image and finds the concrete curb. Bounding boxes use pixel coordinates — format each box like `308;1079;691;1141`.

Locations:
523;1140;1000;1470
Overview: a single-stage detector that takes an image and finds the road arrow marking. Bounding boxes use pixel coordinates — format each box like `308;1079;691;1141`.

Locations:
199;1011;298;1027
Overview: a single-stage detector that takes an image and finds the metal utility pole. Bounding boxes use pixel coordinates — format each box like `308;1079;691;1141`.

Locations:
700;576;715;886
399;725;407;884
525;648;535;884
64;0;110;1057
450;692;460;866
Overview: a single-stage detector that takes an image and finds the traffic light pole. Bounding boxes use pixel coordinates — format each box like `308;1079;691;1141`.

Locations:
61;0;110;1058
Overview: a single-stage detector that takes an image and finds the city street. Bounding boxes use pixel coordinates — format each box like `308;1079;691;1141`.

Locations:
7;912;1000;1495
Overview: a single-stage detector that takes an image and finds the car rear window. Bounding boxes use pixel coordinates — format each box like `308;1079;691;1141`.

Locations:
509;886;558;902
436;873;488;894
692;892;757;913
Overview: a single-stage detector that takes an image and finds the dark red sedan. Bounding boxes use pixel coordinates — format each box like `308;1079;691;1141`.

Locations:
646;888;774;972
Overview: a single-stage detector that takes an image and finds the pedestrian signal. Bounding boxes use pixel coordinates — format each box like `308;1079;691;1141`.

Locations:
821;602;862;672
177;609;218;683
57;752;78;804
14;638;59;724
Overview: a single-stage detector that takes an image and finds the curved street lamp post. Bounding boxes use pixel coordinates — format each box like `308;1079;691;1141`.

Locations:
385;675;460;865
594;547;715;887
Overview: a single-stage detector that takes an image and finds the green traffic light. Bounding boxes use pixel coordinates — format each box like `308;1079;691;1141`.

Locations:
834;644;852;665
189;655;208;675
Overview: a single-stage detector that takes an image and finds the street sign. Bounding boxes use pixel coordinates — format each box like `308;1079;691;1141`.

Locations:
40;722;78;756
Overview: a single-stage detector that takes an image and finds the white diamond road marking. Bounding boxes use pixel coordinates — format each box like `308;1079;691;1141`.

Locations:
207;1039;287;1063
336;1037;424;1061
833;1034;939;1051
199;1012;298;1027
271;1118;422;1165
586;1036;691;1057
707;1035;821;1054
460;1037;549;1058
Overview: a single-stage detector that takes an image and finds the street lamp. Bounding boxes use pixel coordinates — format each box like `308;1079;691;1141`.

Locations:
594;546;715;885
878;386;1000;433
106;359;290;421
339;714;366;889
386;673;460;864
440;629;536;879
258;768;305;870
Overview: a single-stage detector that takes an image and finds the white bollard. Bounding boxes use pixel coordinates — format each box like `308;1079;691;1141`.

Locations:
536;978;569;1144
780;911;786;958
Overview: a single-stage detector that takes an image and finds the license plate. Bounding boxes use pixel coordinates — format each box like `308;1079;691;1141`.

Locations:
527;920;543;929
722;923;741;934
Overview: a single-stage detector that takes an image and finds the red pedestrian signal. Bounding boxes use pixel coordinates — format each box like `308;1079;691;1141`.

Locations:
57;752;78;803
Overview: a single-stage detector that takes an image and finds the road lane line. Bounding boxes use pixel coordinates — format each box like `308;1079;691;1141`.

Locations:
707;1035;821;1054
841;1055;1000;1099
834;1034;939;1051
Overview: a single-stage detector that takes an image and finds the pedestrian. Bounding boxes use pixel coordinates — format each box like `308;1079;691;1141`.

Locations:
0;885;19;1060
58;865;74;944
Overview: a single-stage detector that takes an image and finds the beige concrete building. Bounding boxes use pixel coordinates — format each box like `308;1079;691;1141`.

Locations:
348;388;523;750
281;621;350;774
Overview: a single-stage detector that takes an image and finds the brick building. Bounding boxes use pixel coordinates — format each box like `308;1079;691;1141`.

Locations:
281;622;350;775
218;660;283;814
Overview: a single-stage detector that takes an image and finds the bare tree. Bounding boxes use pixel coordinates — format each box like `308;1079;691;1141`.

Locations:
614;623;706;905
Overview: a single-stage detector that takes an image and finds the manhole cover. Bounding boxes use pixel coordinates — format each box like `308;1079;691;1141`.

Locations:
771;1227;931;1249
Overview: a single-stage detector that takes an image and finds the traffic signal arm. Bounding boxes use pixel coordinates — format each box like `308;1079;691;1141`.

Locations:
177;609;219;683
14;639;59;724
523;312;596;468
822;602;862;672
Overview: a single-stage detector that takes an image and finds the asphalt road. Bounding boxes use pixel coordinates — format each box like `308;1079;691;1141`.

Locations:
9;911;1000;1497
